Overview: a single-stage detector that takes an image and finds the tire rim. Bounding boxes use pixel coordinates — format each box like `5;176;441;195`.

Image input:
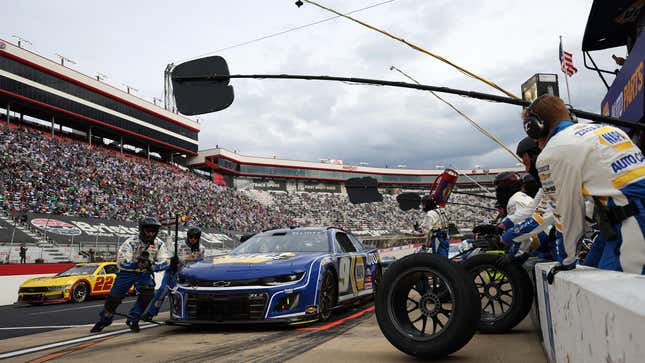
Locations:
319;272;335;320
73;284;87;301
386;268;455;341
471;265;513;321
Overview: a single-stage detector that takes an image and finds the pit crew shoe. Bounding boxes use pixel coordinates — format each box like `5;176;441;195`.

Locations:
90;320;112;333
126;320;140;333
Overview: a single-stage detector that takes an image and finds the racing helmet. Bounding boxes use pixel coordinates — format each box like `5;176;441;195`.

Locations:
522;174;540;198
139;217;161;245
186;226;202;250
421;195;437;212
494;172;522;209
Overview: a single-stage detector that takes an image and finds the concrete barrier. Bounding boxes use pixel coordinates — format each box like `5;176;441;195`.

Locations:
535;262;645;363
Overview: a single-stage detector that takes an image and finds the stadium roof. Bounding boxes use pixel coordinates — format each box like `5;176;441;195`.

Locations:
188;147;521;185
0;38;200;156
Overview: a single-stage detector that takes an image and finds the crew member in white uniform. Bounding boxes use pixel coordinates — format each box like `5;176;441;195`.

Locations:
523;94;645;276
420;195;450;257
494;171;533;229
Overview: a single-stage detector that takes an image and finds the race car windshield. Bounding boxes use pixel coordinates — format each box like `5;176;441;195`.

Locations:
232;231;329;254
57;265;99;277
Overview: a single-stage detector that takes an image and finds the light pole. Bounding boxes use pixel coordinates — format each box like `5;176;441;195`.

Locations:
11;35;32;48
96;73;108;82
54;53;76;67
122;84;138;94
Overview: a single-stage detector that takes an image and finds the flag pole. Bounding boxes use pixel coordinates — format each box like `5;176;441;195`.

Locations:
560;35;573;106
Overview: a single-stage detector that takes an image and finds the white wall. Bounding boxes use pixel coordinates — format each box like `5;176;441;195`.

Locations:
0;271;165;306
0;273;56;305
535;263;645;363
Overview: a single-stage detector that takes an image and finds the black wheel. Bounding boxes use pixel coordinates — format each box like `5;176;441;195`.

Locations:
71;282;89;303
375;253;480;359
318;269;337;321
461;253;534;334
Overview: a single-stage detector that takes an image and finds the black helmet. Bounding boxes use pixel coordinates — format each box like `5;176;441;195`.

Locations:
421;195;437;212
139;217;161;245
522;174;540;198
186;226;201;250
187;227;201;240
516;137;539;158
494;172;522;208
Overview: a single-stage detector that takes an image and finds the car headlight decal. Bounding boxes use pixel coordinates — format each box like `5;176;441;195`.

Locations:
273;293;300;313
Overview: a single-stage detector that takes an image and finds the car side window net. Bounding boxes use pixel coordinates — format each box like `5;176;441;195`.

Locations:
335;232;357;253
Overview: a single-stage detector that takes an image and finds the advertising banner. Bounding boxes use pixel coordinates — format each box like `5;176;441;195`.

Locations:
298;181;341;193
602;34;644;123
0;216;37;244
251;179;287;191
17;213;235;249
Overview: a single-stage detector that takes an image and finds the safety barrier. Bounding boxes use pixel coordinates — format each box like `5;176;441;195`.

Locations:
534;262;645;363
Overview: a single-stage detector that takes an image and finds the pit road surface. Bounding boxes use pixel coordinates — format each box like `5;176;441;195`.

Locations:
0;248;546;362
0;296;168;340
0;304;545;363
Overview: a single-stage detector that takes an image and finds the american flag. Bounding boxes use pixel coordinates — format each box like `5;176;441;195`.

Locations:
559;39;577;76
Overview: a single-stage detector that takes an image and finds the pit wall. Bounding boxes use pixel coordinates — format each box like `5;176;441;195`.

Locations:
534;262;645;363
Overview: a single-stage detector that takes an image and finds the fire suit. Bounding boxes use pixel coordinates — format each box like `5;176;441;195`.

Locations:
143;240;205;318
537;121;645;274
421;208;450;257
97;236;171;325
499;191;535;230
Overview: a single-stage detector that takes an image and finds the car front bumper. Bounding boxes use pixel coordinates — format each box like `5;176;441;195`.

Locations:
18;291;69;303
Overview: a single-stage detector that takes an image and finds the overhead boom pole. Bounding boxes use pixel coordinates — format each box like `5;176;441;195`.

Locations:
173;73;645;130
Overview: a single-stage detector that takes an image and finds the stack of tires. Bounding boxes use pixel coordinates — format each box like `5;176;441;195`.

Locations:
375;252;534;359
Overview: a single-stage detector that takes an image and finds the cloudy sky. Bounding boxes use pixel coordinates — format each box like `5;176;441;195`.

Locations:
4;0;623;169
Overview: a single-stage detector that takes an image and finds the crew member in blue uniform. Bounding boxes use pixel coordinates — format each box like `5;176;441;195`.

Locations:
91;217;171;333
141;226;205;320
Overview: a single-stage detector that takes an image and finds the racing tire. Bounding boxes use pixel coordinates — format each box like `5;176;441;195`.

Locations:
71;282;89;303
461;253;534;334
375;253;480;359
318;269;338;322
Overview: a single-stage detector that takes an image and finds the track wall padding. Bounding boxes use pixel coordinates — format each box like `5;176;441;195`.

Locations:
535;262;645;363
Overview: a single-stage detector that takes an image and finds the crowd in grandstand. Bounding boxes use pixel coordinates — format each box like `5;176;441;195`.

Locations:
0;125;495;236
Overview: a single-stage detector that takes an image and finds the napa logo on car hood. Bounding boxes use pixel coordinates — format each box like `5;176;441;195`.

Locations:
212;252;297;265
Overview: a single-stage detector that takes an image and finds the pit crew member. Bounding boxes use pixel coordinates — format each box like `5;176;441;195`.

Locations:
419;195;450;257
523;94;645;276
141;226;205;320
91;217;171;333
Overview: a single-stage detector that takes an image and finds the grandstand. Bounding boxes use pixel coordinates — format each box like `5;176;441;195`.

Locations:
0;39;199;160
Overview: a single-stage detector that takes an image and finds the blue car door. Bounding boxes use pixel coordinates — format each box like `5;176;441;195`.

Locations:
333;231;374;301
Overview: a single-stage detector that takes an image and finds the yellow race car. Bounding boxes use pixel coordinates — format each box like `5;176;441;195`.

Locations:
18;262;122;304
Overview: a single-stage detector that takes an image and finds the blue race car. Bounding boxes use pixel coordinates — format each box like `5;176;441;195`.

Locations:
168;227;382;325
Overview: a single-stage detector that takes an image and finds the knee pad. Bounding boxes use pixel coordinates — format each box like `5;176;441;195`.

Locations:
105;294;122;314
137;286;155;307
